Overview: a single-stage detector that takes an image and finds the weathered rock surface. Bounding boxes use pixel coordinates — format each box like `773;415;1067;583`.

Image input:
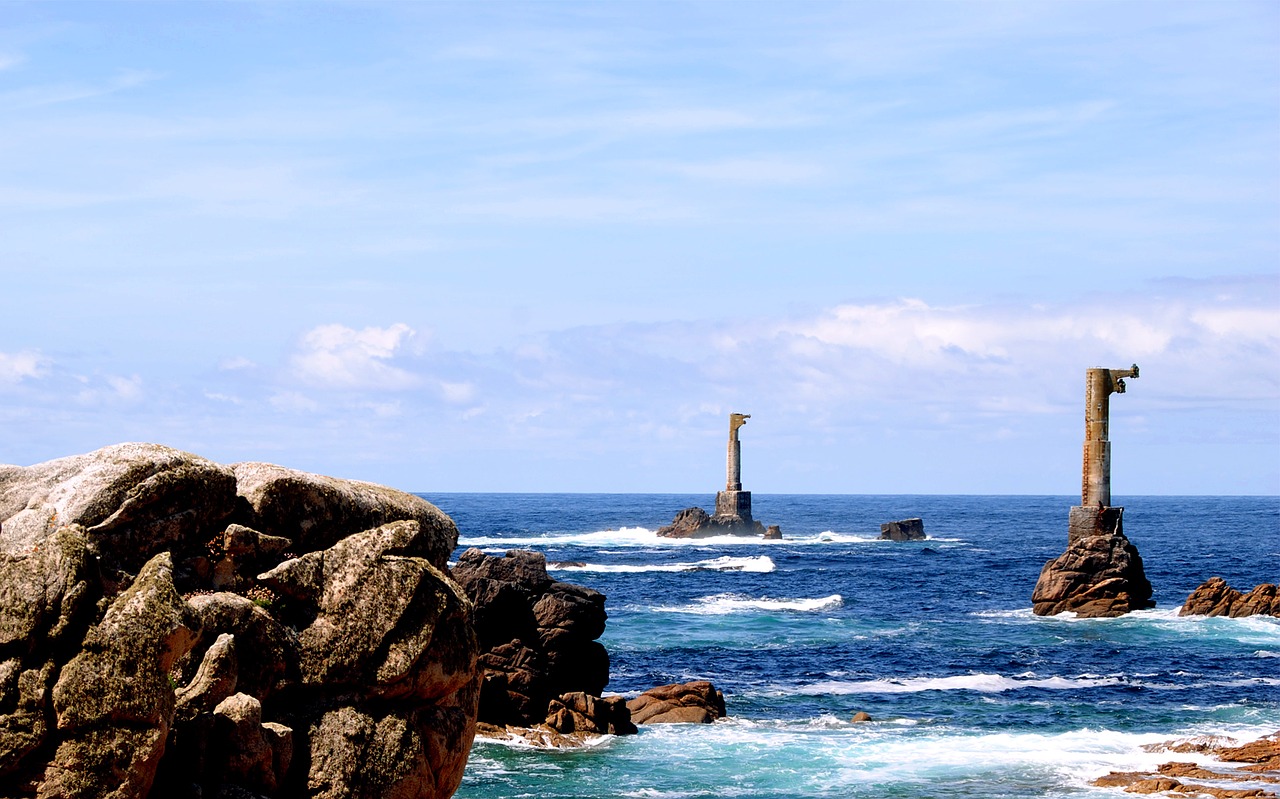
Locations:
545;692;636;736
1180;577;1280;618
452;548;616;733
232;462;457;569
879;518;926;541
626;681;727;725
1031;526;1154;618
0;443;237;576
656;506;767;538
0;445;479;799
42;551;200;799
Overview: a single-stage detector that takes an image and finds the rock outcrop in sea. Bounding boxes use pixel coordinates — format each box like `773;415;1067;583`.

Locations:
1179;577;1279;618
0;443;480;799
879;518;926;541
1031;519;1155;618
656;506;770;538
1093;731;1280;797
626;681;727;725
450;548;631;737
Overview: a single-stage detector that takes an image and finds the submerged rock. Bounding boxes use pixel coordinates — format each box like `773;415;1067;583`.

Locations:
1180;577;1279;618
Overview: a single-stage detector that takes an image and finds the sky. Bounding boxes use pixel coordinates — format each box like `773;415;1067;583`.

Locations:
0;1;1277;495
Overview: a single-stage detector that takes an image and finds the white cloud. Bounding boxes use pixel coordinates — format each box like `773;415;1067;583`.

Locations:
440;381;476;404
0;350;49;384
219;356;257;371
107;375;143;400
291;323;420;390
270;391;320;413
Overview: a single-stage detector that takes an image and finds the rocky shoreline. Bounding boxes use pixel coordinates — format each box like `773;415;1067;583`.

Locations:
0;444;733;798
1094;732;1280;797
2;443;1273;797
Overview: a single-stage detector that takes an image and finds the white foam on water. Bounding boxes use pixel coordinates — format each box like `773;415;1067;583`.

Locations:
781;672;1127;695
459;527;966;548
1255;650;1279;657
549;555;776;574
652;592;844;615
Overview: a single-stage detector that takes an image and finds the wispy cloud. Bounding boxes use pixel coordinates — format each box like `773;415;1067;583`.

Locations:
0;69;155;112
0;350;49;384
290;323;420;390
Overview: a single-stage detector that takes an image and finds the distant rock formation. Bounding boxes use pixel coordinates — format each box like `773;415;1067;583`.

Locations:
658;413;781;539
656;506;768;538
1034;364;1155;619
879;518;926;541
626;681;726;725
1031;509;1154;618
0;443;479;799
450;548;627;738
1180;577;1279;618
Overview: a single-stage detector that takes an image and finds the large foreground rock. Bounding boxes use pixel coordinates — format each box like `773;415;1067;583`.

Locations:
1032;527;1154;618
1180;577;1279;618
0;445;478;799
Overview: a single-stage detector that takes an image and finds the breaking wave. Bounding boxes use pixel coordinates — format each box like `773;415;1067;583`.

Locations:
549;555;775;574
653;592;844;615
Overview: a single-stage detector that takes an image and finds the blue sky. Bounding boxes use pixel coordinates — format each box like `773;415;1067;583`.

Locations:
1;1;1277;495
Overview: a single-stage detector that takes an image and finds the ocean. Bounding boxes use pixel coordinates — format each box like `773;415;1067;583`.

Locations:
423;493;1280;799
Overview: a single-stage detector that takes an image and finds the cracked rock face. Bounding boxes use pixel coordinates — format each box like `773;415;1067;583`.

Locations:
0;444;479;799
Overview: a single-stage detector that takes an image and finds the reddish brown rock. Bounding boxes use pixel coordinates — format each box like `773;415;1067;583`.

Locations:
1181;577;1280;618
544;692;636;736
1094;732;1280;797
626;681;726;725
1031;528;1154;617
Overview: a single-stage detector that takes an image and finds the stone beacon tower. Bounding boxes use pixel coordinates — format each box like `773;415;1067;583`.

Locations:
1032;364;1154;617
1070;365;1139;540
715;413;753;524
656;412;780;538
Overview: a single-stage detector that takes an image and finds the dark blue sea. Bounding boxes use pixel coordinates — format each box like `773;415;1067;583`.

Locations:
423;494;1280;799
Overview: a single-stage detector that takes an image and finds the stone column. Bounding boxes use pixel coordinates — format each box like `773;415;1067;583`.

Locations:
726;413;748;491
1034;363;1154;617
1069;364;1138;541
714;413;754;526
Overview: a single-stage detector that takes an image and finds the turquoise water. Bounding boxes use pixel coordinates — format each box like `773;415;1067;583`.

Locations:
426;494;1280;798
